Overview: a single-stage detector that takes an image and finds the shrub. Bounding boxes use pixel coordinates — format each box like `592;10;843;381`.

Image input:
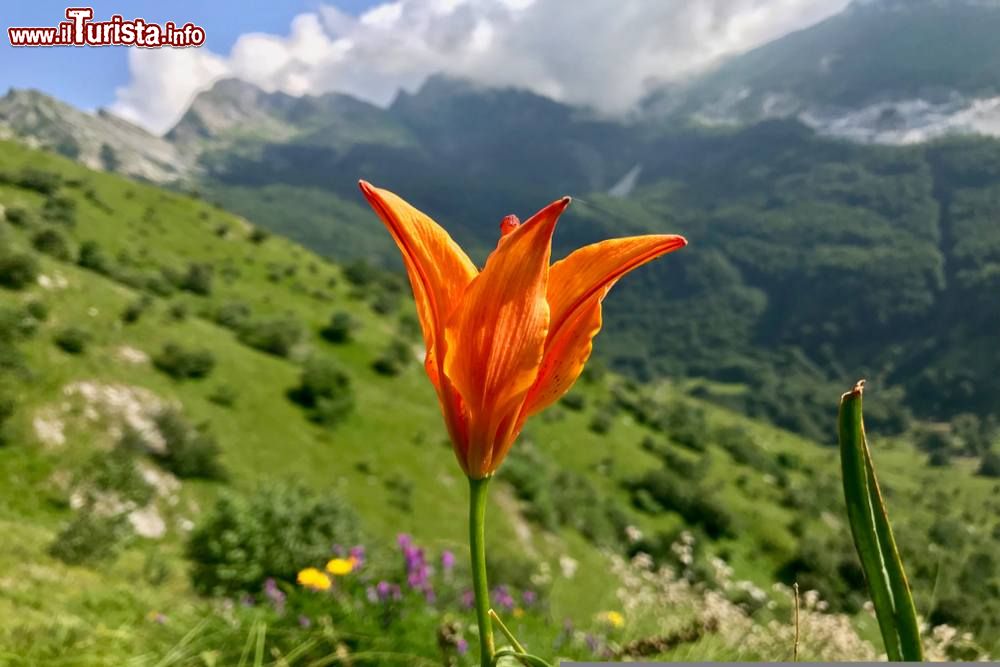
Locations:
320;311;356;344
978;452;1000;478
288;357;354;426
152;408;226;479
31;228;72;260
77;240;110;273
238;316;303;358
167;302;189;322
75;446;155;508
3;205;32;227
249;227;270;244
627;469;734;538
180;263;213;295
42;194;77;226
153;342;216;379
372;338;412;376
186;481;361;596
53;327;90;354
24;299;48;322
370;290;400;315
0;251;39;289
214;300;252;330
208;384;239;408
397;312;421;340
560;393;586;411
49;511;131;565
16;167;61;194
0;389;15;433
121;296;152;324
588;410;613;434
343;260;378;287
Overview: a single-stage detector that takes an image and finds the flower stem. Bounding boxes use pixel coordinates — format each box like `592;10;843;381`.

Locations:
468;475;494;665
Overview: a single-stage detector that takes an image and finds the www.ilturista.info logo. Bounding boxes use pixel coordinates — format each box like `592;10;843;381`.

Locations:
7;7;206;48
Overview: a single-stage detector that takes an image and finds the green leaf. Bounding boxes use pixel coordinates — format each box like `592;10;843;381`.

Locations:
838;380;923;662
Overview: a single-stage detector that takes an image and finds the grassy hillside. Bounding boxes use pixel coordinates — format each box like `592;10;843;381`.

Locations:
0;140;996;663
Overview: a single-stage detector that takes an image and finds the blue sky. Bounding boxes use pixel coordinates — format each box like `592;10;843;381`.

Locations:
0;1;380;111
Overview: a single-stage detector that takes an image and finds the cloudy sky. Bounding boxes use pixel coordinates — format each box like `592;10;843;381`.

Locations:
1;0;850;134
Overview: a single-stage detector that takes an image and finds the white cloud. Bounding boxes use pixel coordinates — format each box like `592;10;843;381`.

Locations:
111;0;850;135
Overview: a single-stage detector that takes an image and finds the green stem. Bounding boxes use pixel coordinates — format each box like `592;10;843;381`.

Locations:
469;475;494;666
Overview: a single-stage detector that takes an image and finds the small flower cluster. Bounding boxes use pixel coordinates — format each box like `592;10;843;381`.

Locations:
295;544;363;592
397;533;436;601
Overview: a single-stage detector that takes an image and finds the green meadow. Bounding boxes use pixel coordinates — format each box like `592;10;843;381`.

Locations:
0;140;996;663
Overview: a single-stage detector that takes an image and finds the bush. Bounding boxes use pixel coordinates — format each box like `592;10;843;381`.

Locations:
208;384;238;408
42;194;77;226
31;228;72;261
121;296;152;324
167;302;188;322
53;327;90;354
560;393;586;411
288;357;354;426
0;251;39;289
238;316;303;358
0;389;15;434
152;408;226;479
214;300;252;330
186;481;361;596
628;469;734;538
3;205;32;227
49;511;130;565
16;168;61;194
978;452;1000;478
75;446;155;508
180;263;213;295
249;227;270;244
589;410;613;434
24;299;48;322
343;260;378;287
153;342;216;379
77;240;110;273
372;338;412;376
320;311;356;344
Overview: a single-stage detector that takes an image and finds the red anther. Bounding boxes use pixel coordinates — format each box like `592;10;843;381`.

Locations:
500;214;520;236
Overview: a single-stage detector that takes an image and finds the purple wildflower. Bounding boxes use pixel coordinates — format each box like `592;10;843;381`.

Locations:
522;590;537;606
263;578;286;614
397;533;413;549
456;638;469;655
374;580;402;602
349;545;366;568
461;590;475;609
298;615;312;628
441;550;456;572
492;585;515;611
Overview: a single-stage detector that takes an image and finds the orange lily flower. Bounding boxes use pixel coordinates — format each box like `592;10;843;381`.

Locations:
359;181;687;479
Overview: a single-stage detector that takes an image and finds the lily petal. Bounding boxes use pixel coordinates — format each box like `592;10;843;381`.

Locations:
521;234;687;417
444;197;571;476
358;181;478;389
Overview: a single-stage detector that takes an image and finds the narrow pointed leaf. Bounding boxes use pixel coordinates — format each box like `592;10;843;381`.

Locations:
863;439;924;660
838;380;923;662
839;382;901;660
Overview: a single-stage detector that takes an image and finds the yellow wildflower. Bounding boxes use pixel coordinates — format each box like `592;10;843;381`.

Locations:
597;610;625;628
325;557;356;576
512;607;525;619
297;567;332;591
